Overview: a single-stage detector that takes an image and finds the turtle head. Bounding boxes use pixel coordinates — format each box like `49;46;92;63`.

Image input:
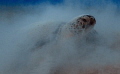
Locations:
77;15;96;29
69;15;96;34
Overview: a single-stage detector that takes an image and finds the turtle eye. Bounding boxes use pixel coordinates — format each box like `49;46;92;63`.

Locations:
82;19;87;22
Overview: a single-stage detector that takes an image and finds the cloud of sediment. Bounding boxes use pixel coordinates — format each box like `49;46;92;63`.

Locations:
0;0;120;74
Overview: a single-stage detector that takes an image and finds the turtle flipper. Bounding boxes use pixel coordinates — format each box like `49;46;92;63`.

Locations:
31;22;65;51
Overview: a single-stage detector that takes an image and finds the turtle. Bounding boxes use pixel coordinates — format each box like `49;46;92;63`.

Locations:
34;15;97;50
57;15;97;41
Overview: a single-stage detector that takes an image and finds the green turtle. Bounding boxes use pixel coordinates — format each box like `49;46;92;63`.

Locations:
34;15;97;49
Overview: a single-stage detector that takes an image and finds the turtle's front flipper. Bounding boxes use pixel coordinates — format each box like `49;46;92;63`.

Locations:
31;22;65;51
